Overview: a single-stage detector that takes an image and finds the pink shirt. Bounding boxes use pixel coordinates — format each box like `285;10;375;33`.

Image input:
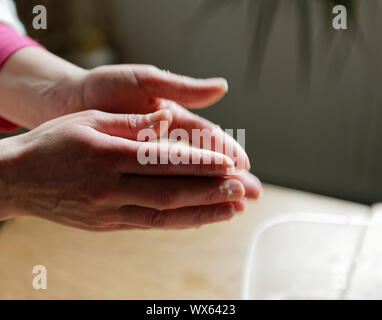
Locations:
0;22;42;132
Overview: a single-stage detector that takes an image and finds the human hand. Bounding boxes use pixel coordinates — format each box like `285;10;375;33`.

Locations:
71;64;262;199
0;48;262;200
0;110;246;231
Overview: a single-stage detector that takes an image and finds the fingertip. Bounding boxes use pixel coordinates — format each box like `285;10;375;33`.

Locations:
257;183;264;199
233;198;247;212
236;172;263;199
248;176;263;199
160;109;173;127
206;77;228;93
245;155;251;171
219;179;246;201
205;152;236;176
144;110;173;139
221;79;229;92
182;78;229;109
253;176;263;199
148;109;172;124
223;157;236;176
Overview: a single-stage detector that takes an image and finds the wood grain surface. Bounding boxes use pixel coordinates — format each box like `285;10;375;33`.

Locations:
0;184;368;300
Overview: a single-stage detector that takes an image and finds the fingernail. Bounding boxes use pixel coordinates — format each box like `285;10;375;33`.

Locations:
224;158;236;175
236;155;251;172
245;155;251;171
214;157;235;176
206;77;228;92
219;180;245;201
147;110;172;126
219;79;229;92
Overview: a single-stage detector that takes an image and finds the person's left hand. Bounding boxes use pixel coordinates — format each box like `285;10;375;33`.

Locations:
1;50;261;200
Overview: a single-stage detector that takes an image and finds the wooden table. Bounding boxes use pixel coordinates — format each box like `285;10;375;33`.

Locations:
0;185;368;300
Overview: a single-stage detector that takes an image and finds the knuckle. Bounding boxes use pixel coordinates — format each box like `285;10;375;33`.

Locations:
88;188;111;205
125;114;139;129
78;216;105;228
95;212;115;225
153;189;174;210
193;208;204;226
82;109;102;119
149;211;167;228
205;189;218;202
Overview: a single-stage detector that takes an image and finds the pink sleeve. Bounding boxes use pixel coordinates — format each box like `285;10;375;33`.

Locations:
0;23;44;133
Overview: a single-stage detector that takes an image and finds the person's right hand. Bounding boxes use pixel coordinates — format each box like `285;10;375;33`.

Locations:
0;110;247;232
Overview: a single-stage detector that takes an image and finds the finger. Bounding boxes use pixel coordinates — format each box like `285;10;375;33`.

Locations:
89;109;172;141
232;198;247;212
130;65;228;108
112;139;236;176
159;100;250;171
112;176;245;210
115;203;235;228
109;200;246;230
80;225;144;233
40;218;144;233
233;171;263;199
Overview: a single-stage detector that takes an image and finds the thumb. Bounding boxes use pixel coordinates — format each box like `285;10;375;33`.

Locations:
130;65;228;109
92;109;172;141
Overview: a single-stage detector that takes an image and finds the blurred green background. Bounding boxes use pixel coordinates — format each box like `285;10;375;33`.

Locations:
5;0;382;204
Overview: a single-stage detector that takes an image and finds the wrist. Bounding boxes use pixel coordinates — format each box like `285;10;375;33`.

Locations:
0;135;25;220
0;47;89;128
48;66;90;115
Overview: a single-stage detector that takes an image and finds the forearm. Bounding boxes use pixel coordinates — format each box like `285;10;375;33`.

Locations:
0;46;87;129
